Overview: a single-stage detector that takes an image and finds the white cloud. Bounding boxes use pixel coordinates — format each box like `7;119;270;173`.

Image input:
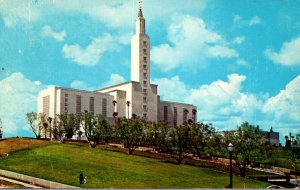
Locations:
0;0;41;27
70;80;95;91
0;72;45;137
51;0;208;29
232;15;262;28
187;74;263;124
152;76;189;103
249;16;262;26
207;45;238;58
263;75;300;122
70;73;126;91
102;74;126;88
151;15;238;71
41;25;66;42
62;33;119;66
154;74;300;137
232;36;245;44
236;59;249;66
265;37;300;66
233;15;242;23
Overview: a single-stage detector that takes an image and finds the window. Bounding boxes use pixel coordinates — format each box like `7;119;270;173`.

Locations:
143;89;147;95
143;64;147;69
192;109;197;123
143;56;147;61
143;49;147;55
143;113;147;119
143;105;147;112
143;41;147;47
43;96;50;117
174;107;177;127
164;106;168;122
65;98;68;102
65;93;68;97
143;80;147;86
102;98;107;117
90;97;94;114
65;103;68;106
143;97;147;103
76;95;81;114
183;108;188;122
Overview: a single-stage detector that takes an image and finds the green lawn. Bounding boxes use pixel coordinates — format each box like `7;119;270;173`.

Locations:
0;143;269;188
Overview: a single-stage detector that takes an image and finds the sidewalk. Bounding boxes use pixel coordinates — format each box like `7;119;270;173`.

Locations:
0;169;78;188
0;176;42;188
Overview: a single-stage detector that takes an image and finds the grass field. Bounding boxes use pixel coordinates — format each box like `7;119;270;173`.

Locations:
0;141;269;188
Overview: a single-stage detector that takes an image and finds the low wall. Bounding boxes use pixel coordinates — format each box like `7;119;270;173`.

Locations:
0;169;78;188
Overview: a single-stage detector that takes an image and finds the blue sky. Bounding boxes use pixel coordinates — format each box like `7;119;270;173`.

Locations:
0;0;299;144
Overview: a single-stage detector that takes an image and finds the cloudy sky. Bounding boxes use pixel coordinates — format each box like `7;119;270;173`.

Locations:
0;0;299;143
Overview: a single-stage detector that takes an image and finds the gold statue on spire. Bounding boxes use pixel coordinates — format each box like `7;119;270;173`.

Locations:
138;0;143;9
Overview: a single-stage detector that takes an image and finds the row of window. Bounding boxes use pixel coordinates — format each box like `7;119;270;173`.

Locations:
163;106;196;126
43;96;50;117
63;94;107;116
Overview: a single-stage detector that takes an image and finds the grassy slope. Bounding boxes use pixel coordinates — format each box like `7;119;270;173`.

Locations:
0;143;269;188
0;138;50;154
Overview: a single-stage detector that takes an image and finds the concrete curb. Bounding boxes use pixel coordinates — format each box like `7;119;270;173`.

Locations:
0;169;78;188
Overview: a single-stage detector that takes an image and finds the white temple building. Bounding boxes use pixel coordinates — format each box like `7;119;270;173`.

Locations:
38;2;197;126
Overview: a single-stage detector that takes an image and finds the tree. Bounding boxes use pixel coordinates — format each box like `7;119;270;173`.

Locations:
37;113;49;139
26;112;41;138
52;116;63;140
81;111;112;148
230;122;268;177
57;113;80;139
114;117;145;154
188;122;216;158
145;121;171;152
0;118;3;139
168;124;191;164
289;134;300;174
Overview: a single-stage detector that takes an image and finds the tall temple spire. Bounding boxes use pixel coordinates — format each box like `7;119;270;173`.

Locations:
136;0;145;34
131;0;150;84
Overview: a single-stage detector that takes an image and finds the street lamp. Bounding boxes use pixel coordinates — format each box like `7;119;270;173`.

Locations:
126;101;130;119
227;143;233;188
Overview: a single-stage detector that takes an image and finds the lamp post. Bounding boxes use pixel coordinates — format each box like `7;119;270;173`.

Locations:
228;143;233;188
126;101;130;119
112;100;118;118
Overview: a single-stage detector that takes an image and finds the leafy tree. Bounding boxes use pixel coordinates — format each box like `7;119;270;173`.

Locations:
148;121;171;152
168;124;191;164
230;122;268;177
38;113;48;139
114;117;145;154
0;118;3;139
57;113;80;139
81;111;111;148
188;122;215;158
52;116;63;140
289;134;300;173
26;112;41;138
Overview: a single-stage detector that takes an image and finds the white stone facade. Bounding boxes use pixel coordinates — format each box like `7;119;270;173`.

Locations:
37;3;197;126
38;86;114;119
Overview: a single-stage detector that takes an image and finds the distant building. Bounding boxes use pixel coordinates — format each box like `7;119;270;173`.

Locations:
37;2;197;127
264;127;280;147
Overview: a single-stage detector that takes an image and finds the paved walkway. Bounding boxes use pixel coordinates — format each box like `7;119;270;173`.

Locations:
0;176;42;188
0;169;78;188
